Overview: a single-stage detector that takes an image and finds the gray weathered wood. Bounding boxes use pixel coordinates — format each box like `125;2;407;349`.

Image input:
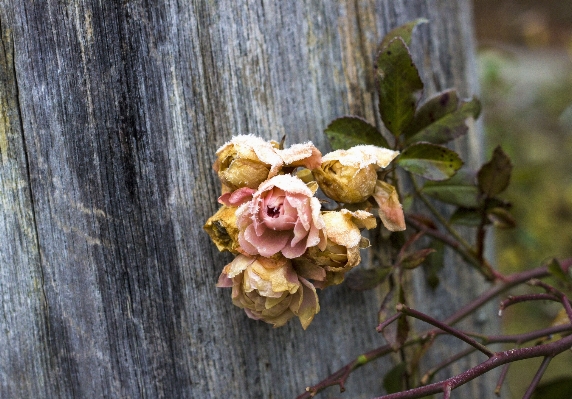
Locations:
0;1;494;398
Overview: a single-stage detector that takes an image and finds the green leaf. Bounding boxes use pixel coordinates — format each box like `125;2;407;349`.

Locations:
422;169;479;208
487;207;516;229
532;377;572;399
345;267;391;291
450;207;482;226
477;146;513;197
400;248;436;269
376;37;424;137
405;97;481;145
378;18;429;51
403;89;459;139
324;116;389;150
423;241;445;290
547;258;572;285
383;362;407;394
397;143;463;180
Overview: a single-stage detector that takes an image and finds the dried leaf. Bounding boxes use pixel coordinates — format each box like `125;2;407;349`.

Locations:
477;146;513;197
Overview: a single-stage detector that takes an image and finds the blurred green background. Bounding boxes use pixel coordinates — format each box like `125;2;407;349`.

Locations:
474;0;572;397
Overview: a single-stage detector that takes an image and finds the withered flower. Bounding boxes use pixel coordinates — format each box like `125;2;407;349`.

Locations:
371;180;406;231
294;209;376;288
217;254;319;329
214;135;322;191
237;174;327;259
313;145;399;203
203;205;241;254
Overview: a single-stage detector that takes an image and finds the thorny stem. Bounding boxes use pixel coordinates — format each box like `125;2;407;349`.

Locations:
529;279;572;322
522;356;553;399
373;333;572;399
297;259;572;399
397;304;494;357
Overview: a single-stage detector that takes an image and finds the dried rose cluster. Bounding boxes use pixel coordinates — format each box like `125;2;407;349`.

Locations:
204;135;405;329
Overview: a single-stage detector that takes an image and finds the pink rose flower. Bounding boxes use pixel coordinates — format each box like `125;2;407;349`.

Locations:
217;255;320;329
237;174;327;259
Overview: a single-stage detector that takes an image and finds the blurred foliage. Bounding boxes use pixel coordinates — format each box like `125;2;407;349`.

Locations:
479;48;572;398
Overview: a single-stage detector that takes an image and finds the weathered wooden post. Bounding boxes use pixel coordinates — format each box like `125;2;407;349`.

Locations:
1;1;493;397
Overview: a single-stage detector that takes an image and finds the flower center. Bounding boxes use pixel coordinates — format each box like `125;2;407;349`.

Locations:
266;205;281;218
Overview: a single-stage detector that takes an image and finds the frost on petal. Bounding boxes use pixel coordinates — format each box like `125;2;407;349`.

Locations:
372;180;406;231
214;135;284;189
321;145;399;169
223;255;256;278
321;211;363;248
279;142;323;170
236;174;326;258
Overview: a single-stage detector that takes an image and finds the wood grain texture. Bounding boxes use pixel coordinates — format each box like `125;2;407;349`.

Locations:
0;1;493;398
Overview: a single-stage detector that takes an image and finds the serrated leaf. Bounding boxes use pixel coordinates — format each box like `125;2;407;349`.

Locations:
478;146;513;197
405;97;481;145
345;267;391;291
400;248;436;269
377;37;423;137
397;143;463;180
324;116;389;150
378;18;429;51
383;362;407;394
487;207;516;229
422;169;479;207
450;207;482;226
403;89;459;139
532;377;572;399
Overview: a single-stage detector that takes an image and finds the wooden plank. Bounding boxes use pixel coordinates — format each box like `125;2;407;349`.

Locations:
0;1;492;397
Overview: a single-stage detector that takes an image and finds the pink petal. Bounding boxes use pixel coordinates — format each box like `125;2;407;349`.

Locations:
244;225;291;257
281;238;307;259
218;187;256;206
216;272;233;288
238;225;260;255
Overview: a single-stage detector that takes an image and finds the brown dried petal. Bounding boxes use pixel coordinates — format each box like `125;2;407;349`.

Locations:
372;180;406;231
203;206;241;253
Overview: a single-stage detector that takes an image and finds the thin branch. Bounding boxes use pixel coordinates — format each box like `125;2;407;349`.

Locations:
499;293;561;315
522;356;552;399
397;304;494;357
406;215;497;281
297;259;572;398
377;313;402;333
373;333;572;399
409;175;473;252
421;347;476;385
494;363;510;396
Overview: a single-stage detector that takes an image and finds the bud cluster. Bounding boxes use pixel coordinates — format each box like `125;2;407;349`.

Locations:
204;135;405;329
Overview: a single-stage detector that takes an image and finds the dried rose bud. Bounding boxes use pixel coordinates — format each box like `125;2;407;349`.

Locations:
214;135;322;191
237;174;327;259
294;209;376;288
203;205;241;253
371;180;406;231
214;135;282;190
313;145;399;203
217;254;319;329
